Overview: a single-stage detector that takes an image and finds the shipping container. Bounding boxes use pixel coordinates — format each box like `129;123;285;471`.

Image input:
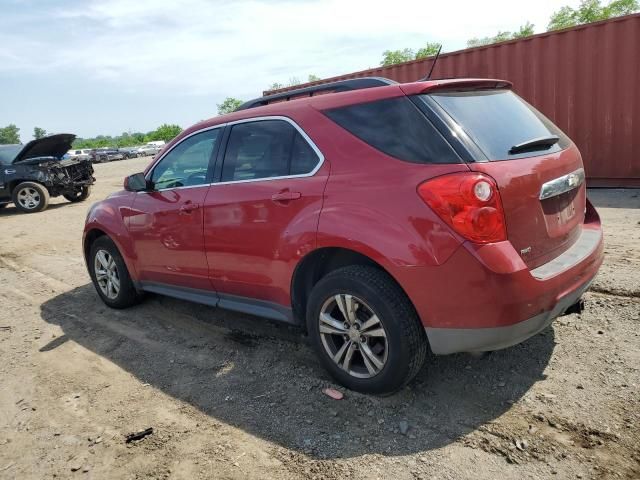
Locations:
267;14;640;186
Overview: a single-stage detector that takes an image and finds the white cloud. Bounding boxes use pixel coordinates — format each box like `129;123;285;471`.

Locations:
1;0;578;99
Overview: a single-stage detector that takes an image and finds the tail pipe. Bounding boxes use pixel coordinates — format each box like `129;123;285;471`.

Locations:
563;298;585;316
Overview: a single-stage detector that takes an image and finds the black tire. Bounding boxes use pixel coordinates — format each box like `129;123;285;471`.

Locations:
12;181;50;213
88;236;140;309
63;186;92;203
307;265;427;395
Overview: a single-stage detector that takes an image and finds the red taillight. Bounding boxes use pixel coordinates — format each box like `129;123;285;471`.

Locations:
417;172;507;244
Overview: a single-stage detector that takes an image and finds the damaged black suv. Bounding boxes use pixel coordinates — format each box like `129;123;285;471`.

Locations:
0;134;95;213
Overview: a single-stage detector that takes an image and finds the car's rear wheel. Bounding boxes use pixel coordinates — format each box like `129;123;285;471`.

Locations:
89;236;140;309
12;182;50;213
307;265;427;395
64;186;92;203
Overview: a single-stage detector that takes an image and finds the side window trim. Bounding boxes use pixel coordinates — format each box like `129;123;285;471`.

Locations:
145;116;325;189
212;116;324;185
145;126;223;191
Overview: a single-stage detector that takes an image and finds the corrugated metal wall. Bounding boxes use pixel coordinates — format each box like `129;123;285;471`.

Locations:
268;14;640;186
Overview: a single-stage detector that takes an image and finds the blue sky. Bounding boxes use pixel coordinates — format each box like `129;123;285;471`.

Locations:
0;0;578;141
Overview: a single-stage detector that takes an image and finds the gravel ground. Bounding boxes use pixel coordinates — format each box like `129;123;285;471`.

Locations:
0;157;638;479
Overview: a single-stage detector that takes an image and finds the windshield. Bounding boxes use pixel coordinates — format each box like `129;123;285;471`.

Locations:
425;90;570;161
0;145;23;165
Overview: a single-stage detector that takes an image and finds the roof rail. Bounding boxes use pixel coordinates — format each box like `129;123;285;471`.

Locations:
236;77;397;111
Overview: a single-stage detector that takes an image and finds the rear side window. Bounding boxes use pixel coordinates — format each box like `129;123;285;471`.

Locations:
323;97;460;164
426;90;570;160
221;120;320;182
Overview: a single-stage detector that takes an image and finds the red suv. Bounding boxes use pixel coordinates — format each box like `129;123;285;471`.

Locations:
83;77;603;394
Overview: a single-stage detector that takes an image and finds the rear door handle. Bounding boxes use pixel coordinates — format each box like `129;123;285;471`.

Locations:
179;202;200;214
271;191;302;202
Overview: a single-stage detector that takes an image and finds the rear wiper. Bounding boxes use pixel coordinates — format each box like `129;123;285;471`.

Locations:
509;135;559;155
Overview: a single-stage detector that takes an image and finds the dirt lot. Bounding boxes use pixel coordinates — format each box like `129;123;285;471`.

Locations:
0;157;638;479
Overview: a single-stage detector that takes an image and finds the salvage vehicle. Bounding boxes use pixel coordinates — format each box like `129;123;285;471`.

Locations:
83;77;603;394
90;148;125;163
135;144;163;157
67;149;92;161
119;146;142;159
0;133;94;213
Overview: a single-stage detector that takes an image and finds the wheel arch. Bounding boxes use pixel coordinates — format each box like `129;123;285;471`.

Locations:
290;246;418;327
83;228;108;264
9;179;47;195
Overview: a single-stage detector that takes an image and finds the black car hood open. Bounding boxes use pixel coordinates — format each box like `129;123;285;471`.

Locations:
12;133;76;163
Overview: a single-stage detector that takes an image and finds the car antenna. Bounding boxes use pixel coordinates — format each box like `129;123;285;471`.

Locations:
420;44;442;81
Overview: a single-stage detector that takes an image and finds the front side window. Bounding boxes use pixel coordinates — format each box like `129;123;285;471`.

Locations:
151;129;219;190
221;120;320;182
0;145;22;165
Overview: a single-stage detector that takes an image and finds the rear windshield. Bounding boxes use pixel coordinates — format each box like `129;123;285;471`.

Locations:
323;97;461;164
425;90;570;161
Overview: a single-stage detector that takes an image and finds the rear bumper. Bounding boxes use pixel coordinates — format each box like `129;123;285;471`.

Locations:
425;277;593;354
397;201;603;354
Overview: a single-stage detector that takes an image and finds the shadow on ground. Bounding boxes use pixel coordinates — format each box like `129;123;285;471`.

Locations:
40;284;554;459
0;201;78;216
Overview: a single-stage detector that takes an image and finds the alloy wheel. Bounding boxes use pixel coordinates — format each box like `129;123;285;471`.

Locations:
16;187;41;210
318;294;388;379
94;249;120;299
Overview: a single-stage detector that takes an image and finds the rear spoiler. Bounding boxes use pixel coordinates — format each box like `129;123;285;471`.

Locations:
400;79;513;96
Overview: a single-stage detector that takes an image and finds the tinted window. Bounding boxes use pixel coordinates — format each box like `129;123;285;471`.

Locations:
0;145;22;165
426;90;570;160
290;133;319;175
221;120;320;181
151;129;219;189
323;97;460;164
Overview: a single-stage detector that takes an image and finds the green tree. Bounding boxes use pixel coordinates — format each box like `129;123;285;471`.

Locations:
513;21;535;38
287;76;302;87
268;82;284;91
147;124;182;142
217;97;243;115
380;48;415;66
467;22;534;47
0;124;20;144
415;42;441;59
548;0;638;30
308;74;322;82
33;127;47;139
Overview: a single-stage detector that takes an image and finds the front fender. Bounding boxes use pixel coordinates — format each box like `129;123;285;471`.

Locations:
83;190;138;280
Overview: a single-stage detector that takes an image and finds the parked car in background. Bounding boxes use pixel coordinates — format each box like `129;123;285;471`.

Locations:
119;146;142;159
90;148;125;163
83;77;603;394
0;134;94;213
66;149;92;161
136;144;163;157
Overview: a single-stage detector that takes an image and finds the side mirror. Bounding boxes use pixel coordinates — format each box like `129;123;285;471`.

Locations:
124;172;152;192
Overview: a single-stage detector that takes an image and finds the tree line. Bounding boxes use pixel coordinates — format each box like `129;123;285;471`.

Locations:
385;0;637;62
0;123;183;148
218;0;637;113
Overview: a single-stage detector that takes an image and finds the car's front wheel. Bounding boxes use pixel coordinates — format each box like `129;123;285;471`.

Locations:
12;182;50;213
64;186;92;203
307;265;427;395
89;236;140;309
